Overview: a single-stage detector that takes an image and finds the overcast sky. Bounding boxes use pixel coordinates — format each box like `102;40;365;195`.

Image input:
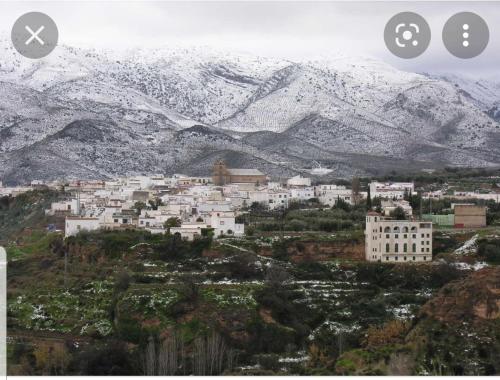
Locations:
0;1;499;78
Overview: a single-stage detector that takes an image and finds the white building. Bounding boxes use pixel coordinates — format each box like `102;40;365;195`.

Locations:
452;191;500;203
289;187;315;202
315;185;353;206
268;190;289;210
365;212;432;263
209;211;244;237
369;182;414;200
170;223;208;241
65;217;101;237
287;175;311;187
381;199;413;217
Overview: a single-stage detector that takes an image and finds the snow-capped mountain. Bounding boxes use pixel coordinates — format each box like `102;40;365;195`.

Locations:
428;73;500;122
1;40;500;184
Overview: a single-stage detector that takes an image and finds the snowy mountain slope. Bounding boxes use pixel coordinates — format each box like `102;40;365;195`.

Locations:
1;40;500;184
429;73;500;122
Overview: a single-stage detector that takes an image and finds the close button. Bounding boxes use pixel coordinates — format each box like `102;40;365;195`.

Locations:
11;12;58;59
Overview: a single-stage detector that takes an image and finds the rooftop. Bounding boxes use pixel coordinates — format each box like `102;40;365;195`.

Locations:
227;169;264;176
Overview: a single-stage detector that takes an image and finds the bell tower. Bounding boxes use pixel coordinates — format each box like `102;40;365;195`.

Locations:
212;160;230;186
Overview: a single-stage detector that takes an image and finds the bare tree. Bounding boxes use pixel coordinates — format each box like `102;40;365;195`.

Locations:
192;331;234;375
144;331;234;375
158;334;179;375
143;336;156;376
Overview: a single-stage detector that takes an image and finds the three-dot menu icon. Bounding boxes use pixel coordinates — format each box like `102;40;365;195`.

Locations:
442;12;489;59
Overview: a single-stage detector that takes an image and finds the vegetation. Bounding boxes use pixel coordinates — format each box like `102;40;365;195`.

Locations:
4;176;500;375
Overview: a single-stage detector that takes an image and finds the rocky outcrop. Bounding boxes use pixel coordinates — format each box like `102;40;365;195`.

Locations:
419;267;500;323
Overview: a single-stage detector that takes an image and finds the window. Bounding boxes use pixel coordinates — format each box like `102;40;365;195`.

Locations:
411;226;417;232
386;243;390;253
114;219;118;223
403;243;407;253
412;234;417;238
386;234;390;238
424;256;427;261
394;226;400;233
412;243;416;253
426;248;430;252
402;226;409;233
403;234;407;238
384;227;391;233
395;234;399;239
421;233;425;238
421;248;424;252
404;256;407;261
427;234;430;238
413;256;416;261
386;257;389;261
395;243;399;253
395;256;398;261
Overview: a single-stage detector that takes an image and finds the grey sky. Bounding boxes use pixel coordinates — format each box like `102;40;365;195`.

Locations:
0;1;499;78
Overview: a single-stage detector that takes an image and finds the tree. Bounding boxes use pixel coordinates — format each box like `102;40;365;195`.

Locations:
134;201;147;215
148;198;164;211
390;206;406;220
163;217;181;232
351;177;361;205
334;197;351;212
265;264;291;288
366;186;372;210
250;201;266;213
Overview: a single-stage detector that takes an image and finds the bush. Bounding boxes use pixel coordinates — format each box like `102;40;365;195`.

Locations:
477;240;500;264
70;340;138;375
362;320;410;348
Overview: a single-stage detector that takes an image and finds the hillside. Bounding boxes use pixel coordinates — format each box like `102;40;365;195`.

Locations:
1;42;500;184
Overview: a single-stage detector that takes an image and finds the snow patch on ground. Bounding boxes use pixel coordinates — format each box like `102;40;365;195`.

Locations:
454;235;479;255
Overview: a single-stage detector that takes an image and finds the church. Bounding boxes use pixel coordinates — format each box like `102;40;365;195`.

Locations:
212;160;267;186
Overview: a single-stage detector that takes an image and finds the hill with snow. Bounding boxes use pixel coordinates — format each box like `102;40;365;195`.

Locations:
1;40;500;184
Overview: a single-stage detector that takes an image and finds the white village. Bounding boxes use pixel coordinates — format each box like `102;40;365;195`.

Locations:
2;160;494;264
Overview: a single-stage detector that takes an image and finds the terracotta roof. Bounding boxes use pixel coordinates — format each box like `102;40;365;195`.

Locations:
366;211;381;216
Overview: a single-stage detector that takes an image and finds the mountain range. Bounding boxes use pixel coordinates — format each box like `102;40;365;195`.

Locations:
1;38;500;185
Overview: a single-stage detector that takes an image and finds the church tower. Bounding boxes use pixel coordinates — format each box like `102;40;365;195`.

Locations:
212;160;230;186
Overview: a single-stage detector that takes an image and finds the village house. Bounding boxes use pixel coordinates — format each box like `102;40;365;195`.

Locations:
287;175;312;187
315;184;353;206
289;187;315;202
381;199;413;217
369;181;414;200
209;211;244;237
65;216;102;237
365;212;433;263
170;222;208;241
268;189;289;210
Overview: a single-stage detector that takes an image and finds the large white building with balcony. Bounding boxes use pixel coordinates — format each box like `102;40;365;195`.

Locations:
365;212;432;263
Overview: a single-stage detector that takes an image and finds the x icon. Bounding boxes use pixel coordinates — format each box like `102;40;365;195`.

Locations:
25;25;45;45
